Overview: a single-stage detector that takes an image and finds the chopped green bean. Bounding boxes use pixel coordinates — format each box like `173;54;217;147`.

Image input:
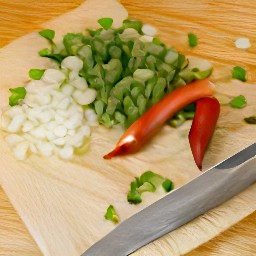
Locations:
9;87;27;107
29;69;45;80
229;95;247;109
98;17;113;30
232;66;247;82
104;205;119;224
38;19;212;129
127;170;174;204
188;32;198;48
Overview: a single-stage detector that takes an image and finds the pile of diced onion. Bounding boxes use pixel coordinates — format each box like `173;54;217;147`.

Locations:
1;56;98;160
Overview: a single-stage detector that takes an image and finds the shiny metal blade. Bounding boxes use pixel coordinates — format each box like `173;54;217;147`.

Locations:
82;143;256;256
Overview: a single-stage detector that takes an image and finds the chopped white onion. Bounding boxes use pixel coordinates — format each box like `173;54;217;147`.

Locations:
61;56;83;72
142;24;157;37
57;145;74;159
139;35;154;43
37;141;54;157
53;125;68;138
7;114;26;133
2;55;98;161
71;77;88;90
13;141;29;160
5;134;24;145
61;84;75;96
42;69;66;84
22;120;35;132
84;108;98;126
235;37;251;49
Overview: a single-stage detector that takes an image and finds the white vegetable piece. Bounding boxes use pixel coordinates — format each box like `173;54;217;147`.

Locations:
22;120;35;132
37;110;53;123
13;141;30;160
26;80;46;94
58;145;74;159
61;56;83;72
142;24;157;37
71;77;88;90
65;113;83;129
4;106;24;118
5;134;24;145
52;137;66;146
53;125;68;138
139;35;154;43
2;58;98;160
235;37;251;49
42;69;66;84
61;84;75;96
66;131;84;147
74;88;97;105
120;28;140;40
57;97;71;110
84;108;98;126
69;70;79;81
29;126;47;140
0;114;10;130
79;125;91;136
7;114;26;133
37;142;54;157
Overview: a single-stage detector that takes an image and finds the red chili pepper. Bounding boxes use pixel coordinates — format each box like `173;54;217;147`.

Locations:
189;97;220;170
104;79;215;159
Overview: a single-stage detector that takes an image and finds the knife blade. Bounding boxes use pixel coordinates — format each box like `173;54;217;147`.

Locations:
82;143;256;256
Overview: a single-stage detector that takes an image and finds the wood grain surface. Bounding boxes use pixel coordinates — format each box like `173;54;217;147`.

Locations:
0;1;255;255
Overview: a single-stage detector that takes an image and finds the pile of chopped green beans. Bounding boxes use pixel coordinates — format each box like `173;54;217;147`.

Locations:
39;18;211;128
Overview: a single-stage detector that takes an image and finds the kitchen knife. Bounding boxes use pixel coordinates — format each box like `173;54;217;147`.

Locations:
82;143;256;256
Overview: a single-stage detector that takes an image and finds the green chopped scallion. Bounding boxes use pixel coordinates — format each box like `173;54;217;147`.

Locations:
9;87;27;107
229;95;247;109
39;29;55;41
162;179;174;192
232;66;247;82
104;205;120;224
29;69;45;80
98;17;113;30
127;170;174;204
188;32;198;48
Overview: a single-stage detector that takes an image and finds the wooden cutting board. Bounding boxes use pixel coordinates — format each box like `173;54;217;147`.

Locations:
0;1;256;255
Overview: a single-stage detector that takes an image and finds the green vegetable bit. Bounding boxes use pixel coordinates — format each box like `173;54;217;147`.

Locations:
29;69;45;80
188;33;198;48
127;170;174;204
98;17;113;30
244;116;256;124
232;66;247;82
9;87;27;107
104;205;120;224
229;95;247;109
39;29;55;41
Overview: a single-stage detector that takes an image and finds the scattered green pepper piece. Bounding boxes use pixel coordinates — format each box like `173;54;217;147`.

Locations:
229;95;247;109
244;116;256;124
188;33;198;48
29;69;45;80
39;29;55;41
38;48;64;64
98;17;113;30
232;66;247;82
104;205;120;224
162;179;174;192
127;170;174;204
9;87;27;107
